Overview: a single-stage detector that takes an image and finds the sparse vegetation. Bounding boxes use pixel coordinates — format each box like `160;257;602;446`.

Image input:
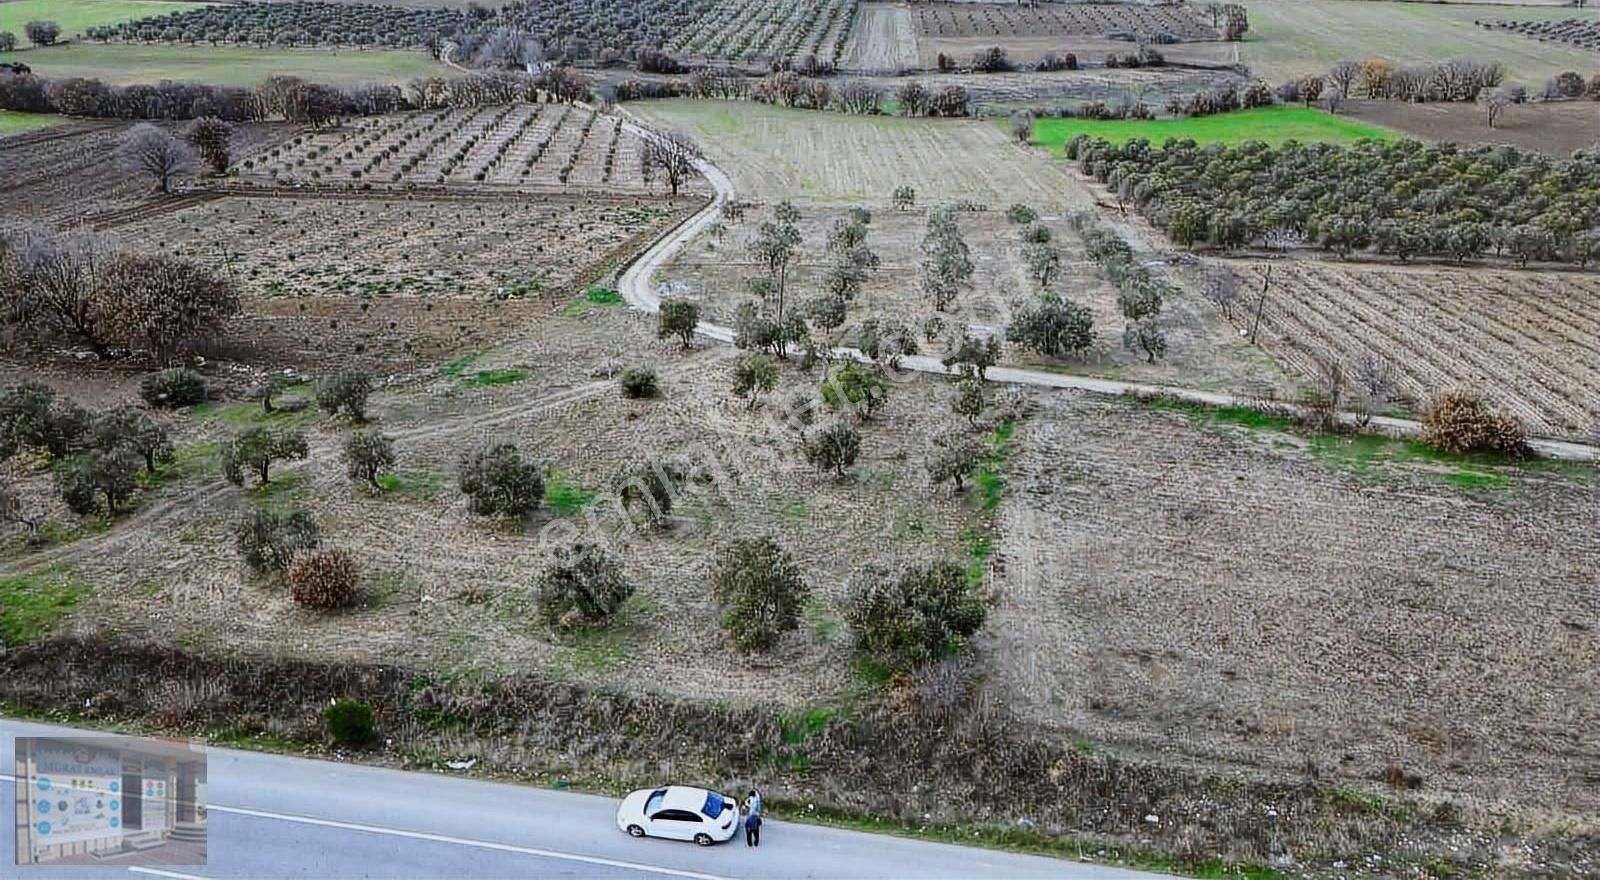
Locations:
535;543;633;630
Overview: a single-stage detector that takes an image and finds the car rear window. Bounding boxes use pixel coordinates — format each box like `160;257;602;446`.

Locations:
702;792;726;817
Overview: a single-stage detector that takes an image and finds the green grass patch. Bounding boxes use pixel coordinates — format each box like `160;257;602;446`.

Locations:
437;351;482;380
781;497;808;524
1304;434;1561;491
246;470;304;508
543;472;595;514
464;368;528;387
974;418;1016;512
803;596;841;642
1138;396;1294;432
0;110;66;135
17;41;448;87
1030;106;1395;152
189;395;315;429
377;469;442;500
558;628;628;673
0;567;87;645
852;655;894;685
560;285;625;317
780;706;837;745
138;442;220;488
961;526;992;589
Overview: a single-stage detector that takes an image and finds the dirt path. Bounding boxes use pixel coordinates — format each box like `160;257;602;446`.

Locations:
613;116;1599;463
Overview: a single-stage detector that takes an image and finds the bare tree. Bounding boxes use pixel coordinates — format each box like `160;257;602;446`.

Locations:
1350;352;1396;427
120;124;194;194
1200;264;1239;319
2;225;115;356
1008;110;1033;143
0;483;43;543
1478;86;1512;129
1327;60;1360;99
639;130;700;198
92;254;238;364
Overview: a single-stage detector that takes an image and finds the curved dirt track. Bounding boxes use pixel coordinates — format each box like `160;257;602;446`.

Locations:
613;115;1597;463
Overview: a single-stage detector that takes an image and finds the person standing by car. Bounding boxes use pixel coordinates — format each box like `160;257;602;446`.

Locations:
743;789;762;847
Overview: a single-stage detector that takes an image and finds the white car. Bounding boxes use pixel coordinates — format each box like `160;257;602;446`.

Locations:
616;785;740;846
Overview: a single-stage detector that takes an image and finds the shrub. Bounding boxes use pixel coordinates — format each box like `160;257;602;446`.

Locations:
234;507;320;574
535;543;633;629
657;297;699;349
731;353;779;409
927;434;985;492
845;560;986;671
619;367;658;399
617;462;674;528
221;427;308;486
0;382;88;460
288;547;358;609
803;420;861;476
820;361;888;419
711;536;808;652
315;369;373;421
1005;204;1038;225
344;431;396;489
323;698;375;747
1006;298;1095;359
1420;391;1527;457
458;443;543;517
140;368;207;408
952;378;984;427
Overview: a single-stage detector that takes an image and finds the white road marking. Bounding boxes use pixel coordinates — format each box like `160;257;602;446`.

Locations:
129;867;211;880
5;772;730;880
207;804;736;880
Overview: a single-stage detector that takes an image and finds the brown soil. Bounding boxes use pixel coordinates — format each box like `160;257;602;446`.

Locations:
1340;97;1600;156
988;390;1600;818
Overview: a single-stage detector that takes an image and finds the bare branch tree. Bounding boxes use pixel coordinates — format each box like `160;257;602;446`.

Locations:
1350;352;1396;427
120;123;195;194
639;130;701;198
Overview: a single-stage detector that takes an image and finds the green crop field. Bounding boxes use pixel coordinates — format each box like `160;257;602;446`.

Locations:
1029;106;1396;152
15;42;450;86
1242;0;1600;84
0;111;66;135
0;0;204;47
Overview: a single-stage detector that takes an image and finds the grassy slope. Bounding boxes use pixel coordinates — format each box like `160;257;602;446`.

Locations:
1243;0;1600;83
15;42;450;86
1030;105;1395;151
0;110;65;135
0;0;202;47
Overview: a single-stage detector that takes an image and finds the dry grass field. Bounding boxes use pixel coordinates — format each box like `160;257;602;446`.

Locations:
1242;0;1600;84
5;305;977;705
630;99;1096;206
1232;259;1600;438
989;390;1599;817
1341;98;1600;156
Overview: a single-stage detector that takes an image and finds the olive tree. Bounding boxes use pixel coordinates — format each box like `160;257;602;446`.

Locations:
802;419;861;477
458;443;542;517
234;507;320;574
845;560;986;671
344;431;396;489
90;406;173;474
221;427;308;486
657;297;700;349
711;536;809;652
535;543;633;629
731;353;778;409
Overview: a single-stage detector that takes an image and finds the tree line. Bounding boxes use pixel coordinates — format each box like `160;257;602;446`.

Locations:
0;68;591;124
1069;136;1600;266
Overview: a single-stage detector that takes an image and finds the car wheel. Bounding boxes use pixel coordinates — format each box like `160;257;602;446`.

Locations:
694;833;713;847
626;825;645;838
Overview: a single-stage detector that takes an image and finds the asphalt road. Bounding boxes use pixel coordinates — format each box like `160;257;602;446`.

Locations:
2;718;1162;880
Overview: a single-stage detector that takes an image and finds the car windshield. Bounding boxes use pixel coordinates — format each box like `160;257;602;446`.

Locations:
701;791;726;817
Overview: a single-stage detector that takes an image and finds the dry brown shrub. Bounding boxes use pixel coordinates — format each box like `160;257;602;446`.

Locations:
288;548;359;610
1420;391;1528;456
